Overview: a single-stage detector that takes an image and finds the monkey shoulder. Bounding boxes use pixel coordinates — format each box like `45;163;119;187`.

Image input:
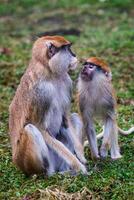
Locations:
9;72;34;114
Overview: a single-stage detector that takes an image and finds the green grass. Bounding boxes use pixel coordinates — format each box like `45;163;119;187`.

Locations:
0;0;134;199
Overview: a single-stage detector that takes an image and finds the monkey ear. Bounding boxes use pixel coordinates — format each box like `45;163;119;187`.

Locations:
46;41;57;58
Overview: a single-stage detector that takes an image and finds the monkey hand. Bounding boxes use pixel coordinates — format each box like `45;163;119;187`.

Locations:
80;163;88;174
75;146;87;165
73;161;87;175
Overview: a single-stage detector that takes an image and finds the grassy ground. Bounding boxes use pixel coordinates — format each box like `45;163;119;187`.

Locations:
0;0;134;199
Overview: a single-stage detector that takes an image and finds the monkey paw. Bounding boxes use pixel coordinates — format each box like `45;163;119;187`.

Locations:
79;163;88;175
100;147;108;158
76;152;87;165
111;147;122;160
111;153;122;160
81;156;87;165
91;154;100;161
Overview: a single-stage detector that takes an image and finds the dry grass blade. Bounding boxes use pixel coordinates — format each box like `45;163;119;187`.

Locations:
22;186;97;200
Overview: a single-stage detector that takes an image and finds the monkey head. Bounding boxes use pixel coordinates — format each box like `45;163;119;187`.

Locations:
32;35;78;75
80;57;112;82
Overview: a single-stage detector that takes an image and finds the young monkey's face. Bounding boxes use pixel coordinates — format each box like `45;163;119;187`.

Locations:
80;57;112;82
81;62;97;81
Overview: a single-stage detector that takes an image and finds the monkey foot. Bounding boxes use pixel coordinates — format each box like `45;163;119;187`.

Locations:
100;147;108;158
79;163;88;175
80;156;87;165
76;152;87;165
111;154;122;160
91;153;100;161
111;148;122;160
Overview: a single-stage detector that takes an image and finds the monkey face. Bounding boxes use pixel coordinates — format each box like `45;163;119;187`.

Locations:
81;62;97;81
32;36;78;75
47;42;78;75
81;61;112;82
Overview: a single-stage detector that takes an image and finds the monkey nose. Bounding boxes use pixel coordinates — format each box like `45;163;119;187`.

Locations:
82;66;88;73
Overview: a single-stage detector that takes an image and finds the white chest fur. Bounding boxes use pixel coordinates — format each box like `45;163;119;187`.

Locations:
36;75;72;135
78;75;114;119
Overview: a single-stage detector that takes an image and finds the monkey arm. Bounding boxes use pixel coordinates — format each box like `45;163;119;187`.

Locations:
84;119;100;159
9;91;31;138
68;117;86;164
9;92;34;161
42;129;87;174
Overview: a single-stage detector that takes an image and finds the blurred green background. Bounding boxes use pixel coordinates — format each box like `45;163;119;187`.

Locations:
0;0;134;199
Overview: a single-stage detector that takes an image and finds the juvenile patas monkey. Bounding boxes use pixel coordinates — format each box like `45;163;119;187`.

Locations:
78;57;134;160
9;36;87;175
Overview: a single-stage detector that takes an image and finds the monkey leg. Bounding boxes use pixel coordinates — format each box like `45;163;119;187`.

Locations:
85;121;100;159
67;113;87;164
70;113;83;144
100;119;111;158
43;130;87;174
50;127;73;174
100;118;122;159
14;124;55;176
110;122;122;159
54;114;84;174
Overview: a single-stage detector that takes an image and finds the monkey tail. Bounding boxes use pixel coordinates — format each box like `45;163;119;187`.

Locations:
84;126;134;148
95;126;134;139
118;126;134;135
96;132;104;139
96;126;134;138
84;132;103;147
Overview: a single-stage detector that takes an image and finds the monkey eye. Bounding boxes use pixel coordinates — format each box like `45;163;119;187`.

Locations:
88;64;94;69
68;42;73;47
47;43;59;58
83;62;95;69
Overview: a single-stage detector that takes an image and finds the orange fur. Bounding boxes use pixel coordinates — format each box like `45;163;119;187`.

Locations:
9;36;86;175
42;35;70;46
32;36;70;67
87;57;111;73
9;36;71;174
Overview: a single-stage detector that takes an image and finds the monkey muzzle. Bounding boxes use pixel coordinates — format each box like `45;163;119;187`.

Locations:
81;66;94;81
69;57;78;70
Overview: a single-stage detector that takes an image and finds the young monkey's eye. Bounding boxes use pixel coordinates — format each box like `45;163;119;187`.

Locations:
88;64;94;69
83;62;95;69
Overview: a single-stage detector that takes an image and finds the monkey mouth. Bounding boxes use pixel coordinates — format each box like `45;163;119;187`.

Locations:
69;62;77;70
69;60;78;70
81;70;92;81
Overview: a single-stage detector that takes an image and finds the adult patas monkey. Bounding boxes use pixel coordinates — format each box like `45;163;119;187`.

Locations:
78;57;134;160
9;36;87;176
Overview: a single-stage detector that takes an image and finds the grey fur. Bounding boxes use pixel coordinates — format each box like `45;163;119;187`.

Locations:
49;47;77;74
49;113;83;173
78;69;122;159
33;74;72;136
27;48;87;175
